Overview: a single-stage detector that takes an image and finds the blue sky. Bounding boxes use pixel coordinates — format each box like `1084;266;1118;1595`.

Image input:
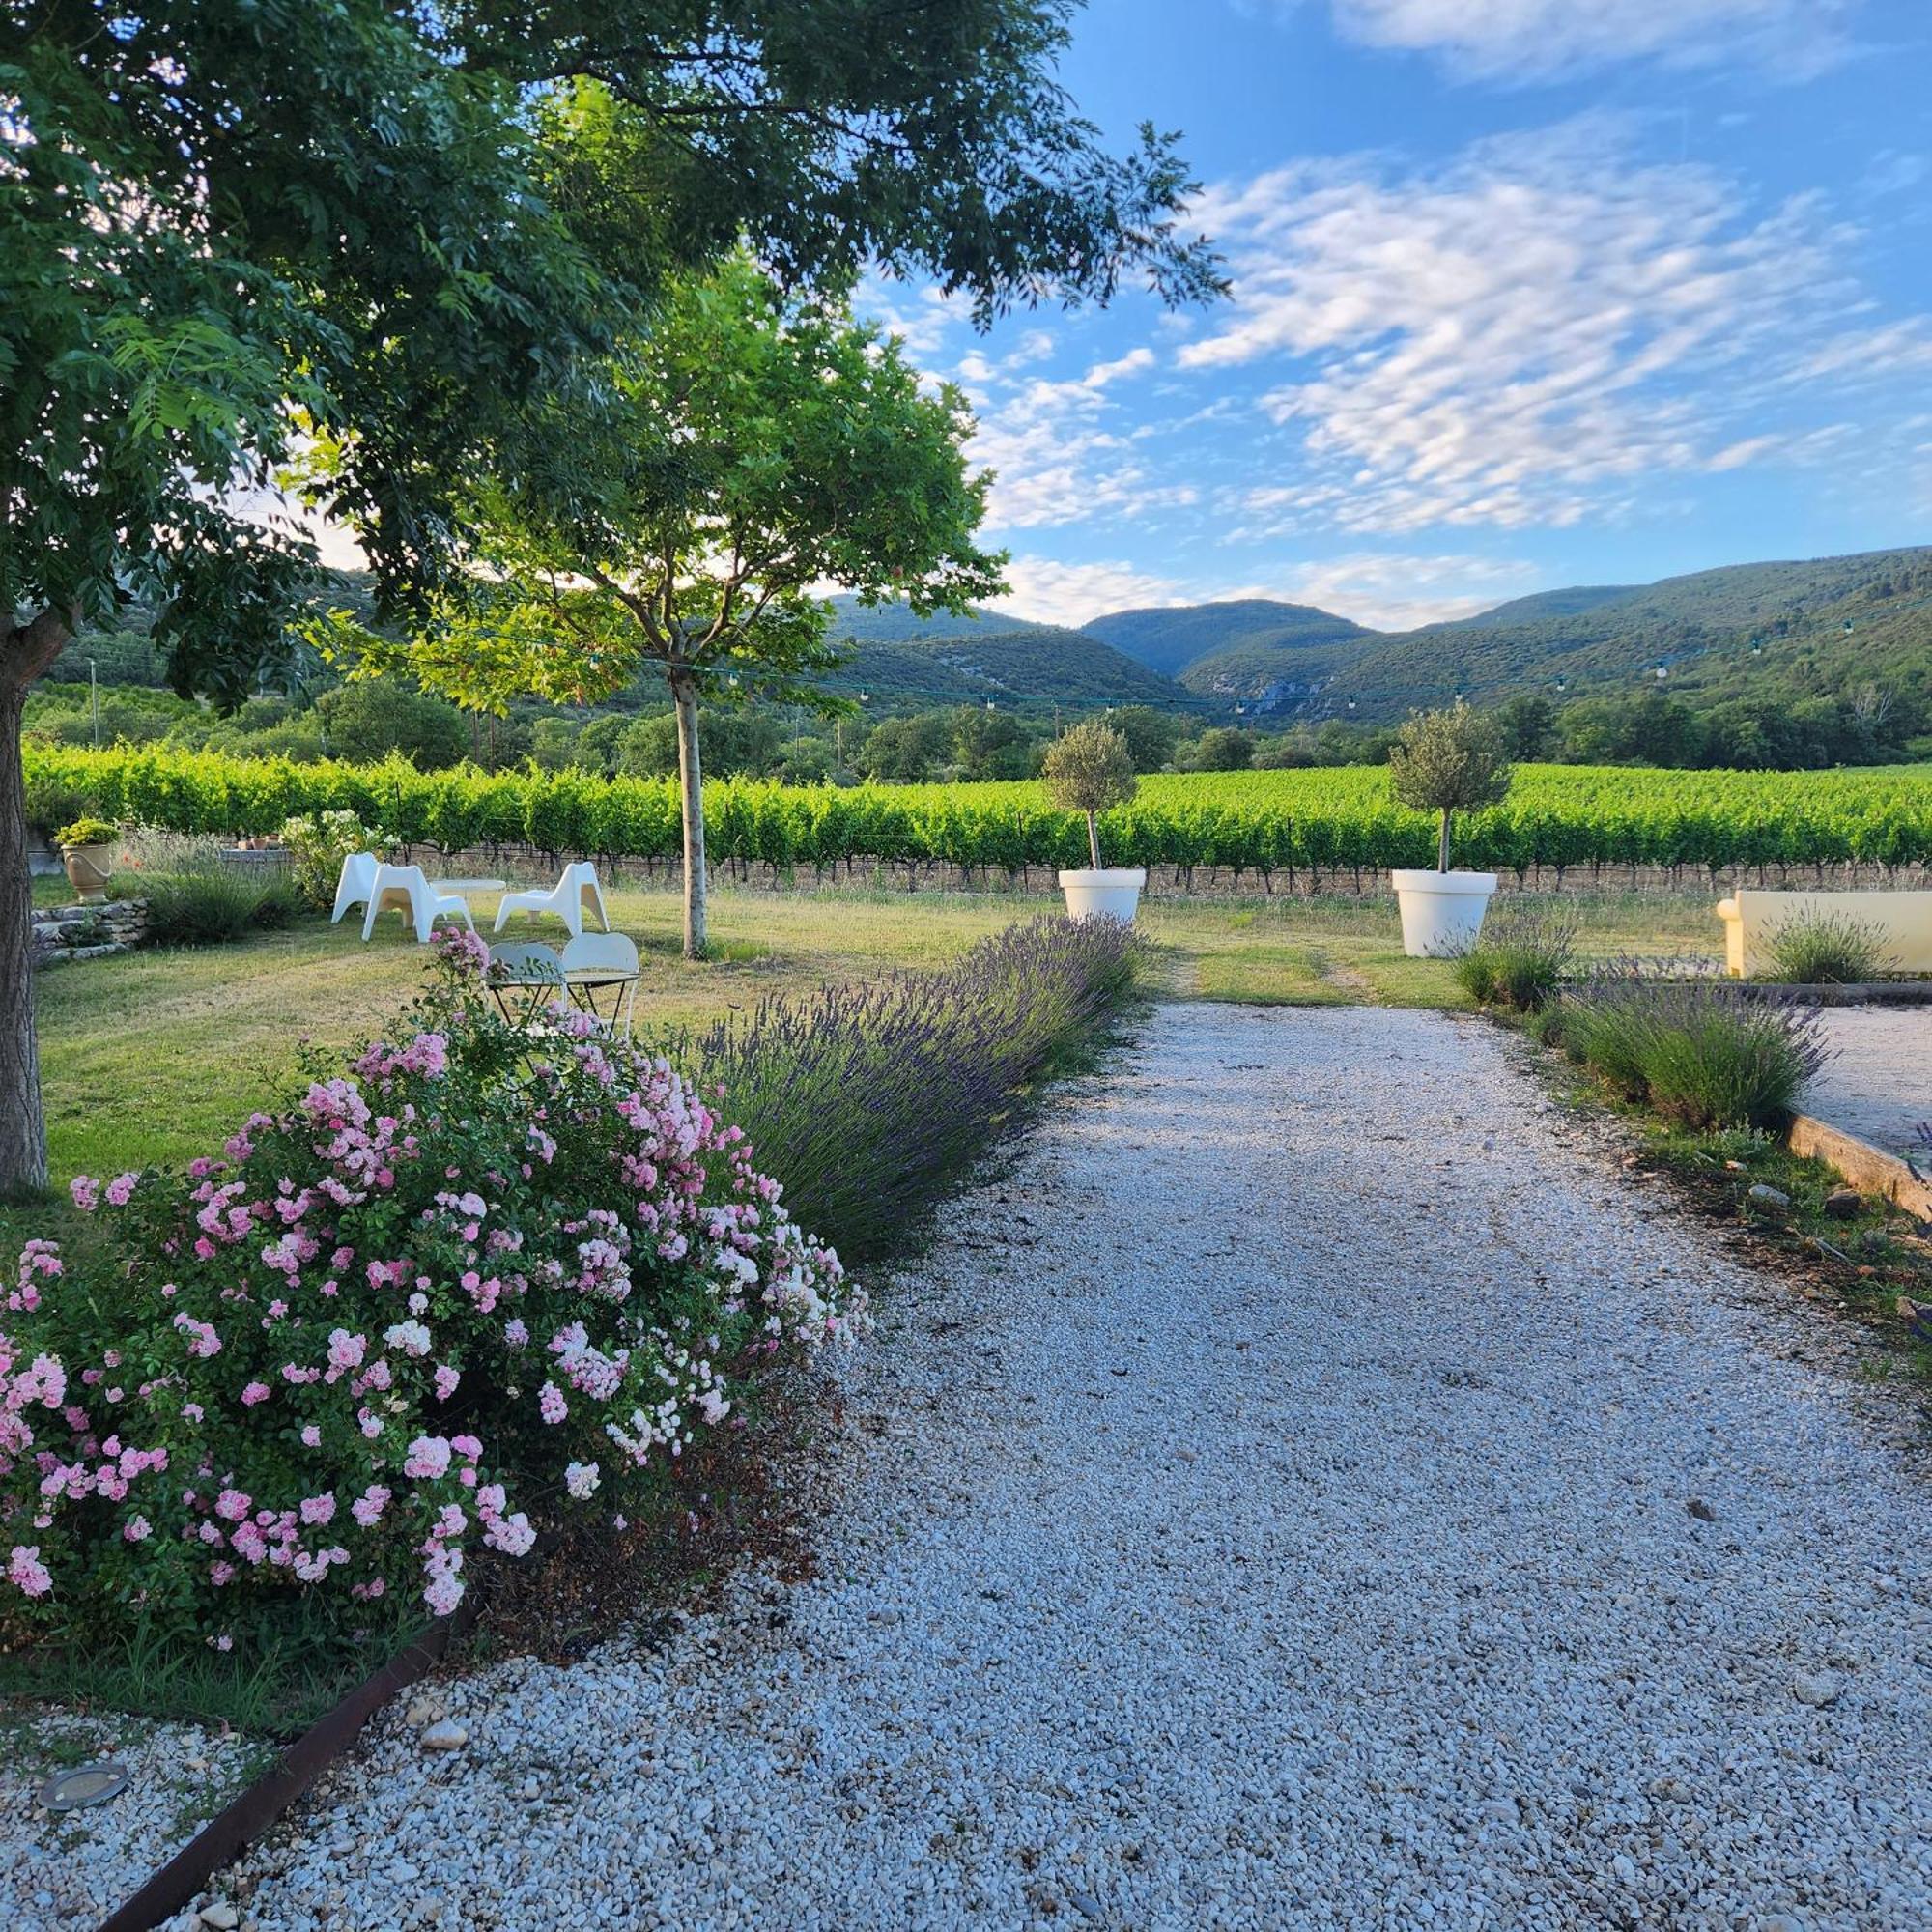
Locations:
863;0;1932;630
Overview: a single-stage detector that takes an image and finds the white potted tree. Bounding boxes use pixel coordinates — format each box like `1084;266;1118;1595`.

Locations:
1387;701;1513;957
1045;720;1144;923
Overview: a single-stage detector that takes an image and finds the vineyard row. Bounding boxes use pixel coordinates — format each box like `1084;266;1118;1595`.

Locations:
23;746;1932;881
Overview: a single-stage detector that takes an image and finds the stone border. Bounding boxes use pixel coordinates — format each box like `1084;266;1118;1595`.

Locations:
1750;981;1932;1006
94;1612;466;1932
1788;1114;1932;1224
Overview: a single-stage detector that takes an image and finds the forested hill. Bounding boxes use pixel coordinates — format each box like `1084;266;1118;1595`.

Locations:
1079;600;1368;680
1086;546;1932;724
820;597;1191;711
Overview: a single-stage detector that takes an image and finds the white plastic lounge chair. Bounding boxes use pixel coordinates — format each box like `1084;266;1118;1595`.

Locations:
560;930;640;1042
359;864;476;944
493;861;611;940
331;851;380;925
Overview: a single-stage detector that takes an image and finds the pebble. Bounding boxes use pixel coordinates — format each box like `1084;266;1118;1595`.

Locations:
419;1720;469;1751
1747;1182;1792;1208
1791;1670;1844;1707
197;1906;241;1931
148;1009;1932;1929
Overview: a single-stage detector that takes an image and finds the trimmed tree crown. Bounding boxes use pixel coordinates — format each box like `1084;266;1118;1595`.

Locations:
1043;721;1138;816
1388;702;1514;817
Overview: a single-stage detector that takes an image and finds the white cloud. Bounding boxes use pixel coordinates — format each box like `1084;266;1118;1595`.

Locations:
1229;552;1541;630
1860;150;1930;198
967;352;1195;531
1184;120;1867;534
857;273;967;357
986;556;1187;628
1311;0;1860;81
1788;318;1932;384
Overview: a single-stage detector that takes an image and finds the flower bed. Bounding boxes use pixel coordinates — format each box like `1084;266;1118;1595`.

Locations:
670;915;1143;1263
1;933;862;1650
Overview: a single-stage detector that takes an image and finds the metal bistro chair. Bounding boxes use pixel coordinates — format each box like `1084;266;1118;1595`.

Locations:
485;941;569;1041
560;929;640;1043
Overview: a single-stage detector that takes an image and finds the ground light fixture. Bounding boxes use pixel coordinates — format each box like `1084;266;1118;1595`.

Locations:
38;1762;129;1811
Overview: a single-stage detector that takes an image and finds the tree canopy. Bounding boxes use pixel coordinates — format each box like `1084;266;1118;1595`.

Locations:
325;255;1009;953
0;0;1222;1189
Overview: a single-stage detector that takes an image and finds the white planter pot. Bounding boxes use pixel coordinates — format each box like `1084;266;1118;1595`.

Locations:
1391;867;1497;957
1059;867;1146;924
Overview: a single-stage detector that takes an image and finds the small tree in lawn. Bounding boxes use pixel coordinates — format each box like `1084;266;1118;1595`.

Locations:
1044;722;1138;869
324;256;1006;958
1388;702;1513;872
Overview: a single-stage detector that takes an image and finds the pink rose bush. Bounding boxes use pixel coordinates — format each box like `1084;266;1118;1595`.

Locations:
0;939;863;1639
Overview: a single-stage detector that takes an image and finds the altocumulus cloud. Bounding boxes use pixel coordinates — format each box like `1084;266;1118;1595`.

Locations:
1182;118;1871;535
1297;0;1861;81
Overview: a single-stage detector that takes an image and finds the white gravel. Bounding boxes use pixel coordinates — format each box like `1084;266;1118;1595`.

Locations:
1804;1007;1932;1156
167;1004;1928;1932
0;1706;266;1928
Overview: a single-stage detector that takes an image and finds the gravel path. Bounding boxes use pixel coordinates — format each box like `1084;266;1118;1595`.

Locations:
174;1005;1929;1932
1804;1007;1931;1156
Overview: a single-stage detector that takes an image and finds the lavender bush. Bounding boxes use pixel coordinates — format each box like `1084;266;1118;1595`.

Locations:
1556;963;1830;1130
666;916;1142;1263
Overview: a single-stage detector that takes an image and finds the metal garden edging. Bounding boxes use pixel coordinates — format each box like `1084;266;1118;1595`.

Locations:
94;1611;467;1932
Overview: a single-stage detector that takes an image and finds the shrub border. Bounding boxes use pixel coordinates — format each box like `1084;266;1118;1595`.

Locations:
94;1607;469;1932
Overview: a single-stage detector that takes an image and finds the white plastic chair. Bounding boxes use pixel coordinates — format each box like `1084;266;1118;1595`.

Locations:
561;930;639;1042
331;852;380;925
360;864;476;944
493;861;611;940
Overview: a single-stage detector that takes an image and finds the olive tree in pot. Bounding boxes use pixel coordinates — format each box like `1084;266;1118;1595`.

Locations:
1387;701;1513;956
1045;721;1144;923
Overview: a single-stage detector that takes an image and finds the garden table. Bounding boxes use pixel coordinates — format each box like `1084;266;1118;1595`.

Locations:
430;876;506;915
564;962;640;1041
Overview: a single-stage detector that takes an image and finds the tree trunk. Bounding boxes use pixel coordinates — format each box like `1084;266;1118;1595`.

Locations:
1;608;73;1197
1085;809;1101;870
1437;807;1453;873
671;669;707;958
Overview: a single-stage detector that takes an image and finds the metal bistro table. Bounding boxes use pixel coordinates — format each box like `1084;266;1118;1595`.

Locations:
563;961;639;1041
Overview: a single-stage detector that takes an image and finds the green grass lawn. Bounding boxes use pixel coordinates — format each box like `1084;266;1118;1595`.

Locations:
15;875;1725;1197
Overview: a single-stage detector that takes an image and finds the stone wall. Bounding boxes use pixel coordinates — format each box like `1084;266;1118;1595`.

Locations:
32;898;148;967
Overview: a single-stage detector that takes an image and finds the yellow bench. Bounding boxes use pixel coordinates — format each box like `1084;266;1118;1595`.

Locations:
1715;889;1932;979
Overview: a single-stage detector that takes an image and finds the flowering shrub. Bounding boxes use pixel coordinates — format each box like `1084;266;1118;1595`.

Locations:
1;933;862;1638
281;808;393;911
